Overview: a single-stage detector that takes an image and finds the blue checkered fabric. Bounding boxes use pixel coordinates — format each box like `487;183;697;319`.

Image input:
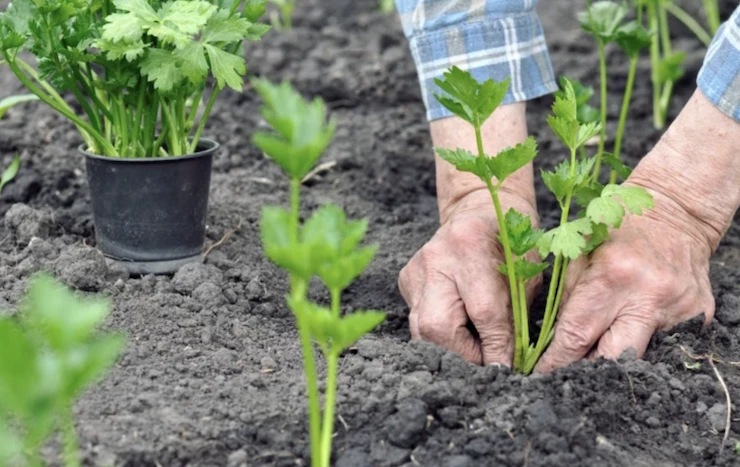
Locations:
698;6;740;122
395;0;557;121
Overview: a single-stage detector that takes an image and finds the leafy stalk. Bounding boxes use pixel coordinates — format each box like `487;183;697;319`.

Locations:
702;0;720;35
254;79;384;465
665;2;711;47
593;40;608;184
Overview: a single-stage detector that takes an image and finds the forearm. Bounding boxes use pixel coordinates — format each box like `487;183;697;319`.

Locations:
431;102;537;224
627;89;740;254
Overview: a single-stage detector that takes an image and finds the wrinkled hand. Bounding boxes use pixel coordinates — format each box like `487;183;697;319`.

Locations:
535;182;716;373
399;189;539;366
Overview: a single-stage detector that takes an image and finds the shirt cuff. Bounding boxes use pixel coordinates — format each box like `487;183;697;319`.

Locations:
697;6;740;122
406;10;557;121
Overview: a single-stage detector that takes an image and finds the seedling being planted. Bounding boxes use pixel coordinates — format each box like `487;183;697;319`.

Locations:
0;274;125;467
432;67;654;374
253;79;385;466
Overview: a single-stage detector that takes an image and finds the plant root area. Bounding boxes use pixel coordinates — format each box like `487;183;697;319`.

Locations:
1;1;739;466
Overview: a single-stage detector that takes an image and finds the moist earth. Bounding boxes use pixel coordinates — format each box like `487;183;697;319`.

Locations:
1;0;739;466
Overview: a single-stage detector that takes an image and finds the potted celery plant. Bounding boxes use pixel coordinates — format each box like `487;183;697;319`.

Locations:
0;0;269;274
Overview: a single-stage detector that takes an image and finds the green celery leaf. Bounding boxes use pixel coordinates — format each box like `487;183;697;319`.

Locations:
252;79;336;179
433;66;509;125
318;245;378;292
100;12;144;42
141;48;182;91
511;257;549;281
576;121;601;148
487;136;538;183
204;10;250;43
500;208;543;256
602;152;632;181
537;217;593;260
0;154;21;194
574;182;605;209
585;221;610;253
0;419;22;464
59;335;125;402
541;161;572;202
578;104;599;124
434;148;482;177
0;319;37;414
547;115;580;150
602;184;654;214
552;78;578;121
334;311;386;351
0;94;38;120
578;1;628;42
176;42;209;84
657;52;686;84
261;207;327;279
615;20;652;58
22;274;111;351
244;0;268;22
95;38;149;61
586;192;625;227
287;297;336;349
158;1;217;36
245;22;271;41
556;76;593;107
113;0;159;23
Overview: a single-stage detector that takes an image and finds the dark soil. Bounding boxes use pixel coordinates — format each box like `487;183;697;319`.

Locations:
1;1;740;466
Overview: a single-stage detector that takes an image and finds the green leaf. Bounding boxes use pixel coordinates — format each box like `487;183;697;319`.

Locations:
576;121;600;148
500;208;543;256
0;154;20;194
556;77;593;108
585;221;610;253
432;66;509;126
602;184;654;214
158;1;217;36
140;48;182;91
537;217;593;260
541;162;572;202
0;94;39;120
585;184;654;228
657;52;686;84
96;38;149;61
244;0;268;22
252;79;336;179
0;419;22;465
0;320;37;413
245;22;271;41
602;152;632;181
578;1;628;42
100;12;144;42
59;335;125;401
504;258;549;281
318;246;378;291
552;78;578;121
22;274;111;351
333;311;386;351
113;0;159;23
615;20;652;58
434;148;481;177
261;207;325;279
486;136;538;183
204;10;250;43
578;104;600;124
547;116;580;150
176;42;209;84
574;182;605;209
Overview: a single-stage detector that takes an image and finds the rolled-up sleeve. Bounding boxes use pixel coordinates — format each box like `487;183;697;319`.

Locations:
698;6;740;122
396;0;557;121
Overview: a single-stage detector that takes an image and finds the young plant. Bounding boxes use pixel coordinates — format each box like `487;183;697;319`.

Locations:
554;77;599;160
267;0;295;30
578;0;627;183
253;79;385;466
0;274;125;467
0;0;269;157
0;94;38;120
610;21;652;183
0;154;21;194
638;0;687;129
432;67;654;374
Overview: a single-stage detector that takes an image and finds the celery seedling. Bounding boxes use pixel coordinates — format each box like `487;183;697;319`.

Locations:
432;68;653;374
253;79;385;467
0;0;269;157
0;154;20;193
268;0;295;30
609;21;652;184
554;77;599;160
0;274;125;467
578;0;628;184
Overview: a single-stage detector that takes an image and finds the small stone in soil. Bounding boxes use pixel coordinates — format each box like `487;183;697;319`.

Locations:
172;263;223;294
385;398;428;448
5;203;51;245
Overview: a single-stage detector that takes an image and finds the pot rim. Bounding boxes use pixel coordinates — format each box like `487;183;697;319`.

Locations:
79;138;219;163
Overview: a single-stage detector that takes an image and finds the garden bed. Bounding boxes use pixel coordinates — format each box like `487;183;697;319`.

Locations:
0;0;739;465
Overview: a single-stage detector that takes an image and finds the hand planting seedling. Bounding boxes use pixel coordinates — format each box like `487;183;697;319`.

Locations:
432;66;653;374
253;79;385;466
0;274;125;466
0;0;270;157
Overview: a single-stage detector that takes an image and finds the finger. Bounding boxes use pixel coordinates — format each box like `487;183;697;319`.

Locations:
594;313;656;360
534;280;618;374
457;265;513;367
415;272;483;365
409;311;420;340
398;257;425;310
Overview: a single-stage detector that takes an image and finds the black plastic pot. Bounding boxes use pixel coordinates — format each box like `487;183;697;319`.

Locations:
81;139;218;275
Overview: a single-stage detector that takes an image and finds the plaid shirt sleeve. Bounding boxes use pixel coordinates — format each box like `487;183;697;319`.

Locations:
395;0;557;121
698;6;740;122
